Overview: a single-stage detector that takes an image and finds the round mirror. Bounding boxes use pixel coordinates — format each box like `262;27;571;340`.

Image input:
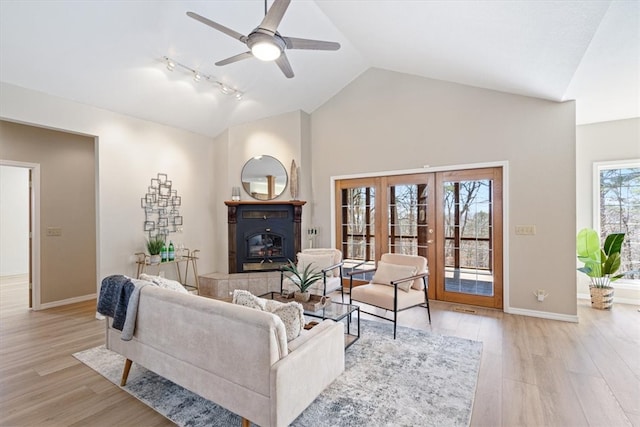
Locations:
241;155;288;200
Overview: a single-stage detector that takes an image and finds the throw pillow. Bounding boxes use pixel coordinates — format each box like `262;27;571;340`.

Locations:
231;289;266;311
232;291;303;341
296;252;335;277
265;301;304;342
139;273;189;294
372;262;417;292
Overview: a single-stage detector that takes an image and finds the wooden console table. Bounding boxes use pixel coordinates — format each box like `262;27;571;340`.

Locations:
135;249;200;294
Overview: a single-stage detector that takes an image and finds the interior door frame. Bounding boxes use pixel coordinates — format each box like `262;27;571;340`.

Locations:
0;159;41;310
331;161;510;311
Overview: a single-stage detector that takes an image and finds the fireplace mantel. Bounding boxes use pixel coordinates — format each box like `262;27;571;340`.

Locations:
225;201;306;273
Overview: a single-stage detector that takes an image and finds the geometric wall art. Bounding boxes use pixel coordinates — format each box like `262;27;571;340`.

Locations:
141;172;183;238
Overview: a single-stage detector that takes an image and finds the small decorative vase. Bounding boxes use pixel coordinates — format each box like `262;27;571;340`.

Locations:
589;286;614;310
294;291;311;303
149;254;161;264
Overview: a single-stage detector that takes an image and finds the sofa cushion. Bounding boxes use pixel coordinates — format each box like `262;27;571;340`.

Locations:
297;252;335;277
139;273;189;293
233;290;303;341
372;261;417;292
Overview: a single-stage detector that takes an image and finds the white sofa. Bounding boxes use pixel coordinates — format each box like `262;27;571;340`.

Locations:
105;285;345;427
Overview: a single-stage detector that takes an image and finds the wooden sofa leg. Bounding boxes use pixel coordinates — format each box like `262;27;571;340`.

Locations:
241;417;250;427
121;358;133;386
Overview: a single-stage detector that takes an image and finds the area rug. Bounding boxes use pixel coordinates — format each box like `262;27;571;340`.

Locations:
73;320;482;427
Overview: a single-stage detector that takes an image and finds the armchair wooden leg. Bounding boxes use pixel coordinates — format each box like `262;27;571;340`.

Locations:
121;358;133;386
241;417;250;427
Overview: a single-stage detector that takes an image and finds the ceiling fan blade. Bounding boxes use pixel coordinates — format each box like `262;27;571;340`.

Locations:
215;51;253;66
275;53;294;78
186;11;247;43
259;0;291;34
283;37;340;51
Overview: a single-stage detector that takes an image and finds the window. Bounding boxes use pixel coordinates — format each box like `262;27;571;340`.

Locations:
595;160;640;283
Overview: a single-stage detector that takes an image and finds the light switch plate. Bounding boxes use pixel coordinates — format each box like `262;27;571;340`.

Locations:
515;225;536;235
46;227;62;237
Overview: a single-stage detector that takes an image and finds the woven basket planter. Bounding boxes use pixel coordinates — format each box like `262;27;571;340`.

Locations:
589;286;614;310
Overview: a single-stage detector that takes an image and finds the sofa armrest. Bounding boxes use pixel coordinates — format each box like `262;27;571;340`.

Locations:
269;320;344;427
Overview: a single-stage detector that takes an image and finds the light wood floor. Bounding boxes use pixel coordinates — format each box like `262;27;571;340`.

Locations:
1;280;638;427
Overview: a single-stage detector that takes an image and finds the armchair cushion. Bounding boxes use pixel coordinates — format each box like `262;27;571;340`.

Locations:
300;248;342;277
351;284;425;311
296;252;335;277
380;253;428;290
372;261;417;292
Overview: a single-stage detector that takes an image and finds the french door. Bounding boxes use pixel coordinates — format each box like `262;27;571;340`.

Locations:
335;167;503;309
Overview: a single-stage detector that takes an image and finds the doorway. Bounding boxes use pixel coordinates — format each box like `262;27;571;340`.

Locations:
335;166;503;309
0;163;37;309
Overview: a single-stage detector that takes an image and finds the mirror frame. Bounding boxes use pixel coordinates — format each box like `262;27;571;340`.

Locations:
241;155;288;201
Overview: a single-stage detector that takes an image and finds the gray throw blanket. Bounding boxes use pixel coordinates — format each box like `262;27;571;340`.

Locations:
97;275;134;330
98;275;152;341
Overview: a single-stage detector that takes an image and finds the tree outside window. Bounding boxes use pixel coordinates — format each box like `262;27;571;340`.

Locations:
597;161;640;281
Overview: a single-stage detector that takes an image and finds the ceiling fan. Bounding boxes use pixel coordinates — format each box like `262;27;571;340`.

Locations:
186;0;340;78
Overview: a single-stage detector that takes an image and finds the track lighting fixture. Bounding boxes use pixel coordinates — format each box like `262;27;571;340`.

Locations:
162;56;243;99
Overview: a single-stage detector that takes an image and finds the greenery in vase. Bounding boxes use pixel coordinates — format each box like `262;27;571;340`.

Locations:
282;260;323;293
576;228;626;288
146;236;165;256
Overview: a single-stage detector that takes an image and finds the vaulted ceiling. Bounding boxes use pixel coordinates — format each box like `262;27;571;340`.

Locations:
1;1;638;138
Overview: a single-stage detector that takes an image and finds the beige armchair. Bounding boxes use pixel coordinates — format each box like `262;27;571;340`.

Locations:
348;253;430;338
281;248;344;301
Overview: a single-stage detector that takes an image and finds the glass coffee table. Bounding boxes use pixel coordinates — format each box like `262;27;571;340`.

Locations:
261;292;360;349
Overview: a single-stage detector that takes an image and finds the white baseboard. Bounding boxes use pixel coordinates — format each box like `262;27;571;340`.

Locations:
37;293;96;310
505;307;579;323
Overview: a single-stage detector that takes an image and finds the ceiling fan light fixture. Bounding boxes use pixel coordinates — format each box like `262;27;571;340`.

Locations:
251;40;281;61
166;59;176;71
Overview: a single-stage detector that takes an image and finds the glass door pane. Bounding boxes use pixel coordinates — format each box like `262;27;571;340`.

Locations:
387;183;429;259
337;182;378;280
443;179;493;296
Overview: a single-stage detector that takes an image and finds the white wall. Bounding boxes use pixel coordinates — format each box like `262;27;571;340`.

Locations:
0;83;215;298
212;110;311;273
0;165;29;277
576;118;640;303
311;68;577;318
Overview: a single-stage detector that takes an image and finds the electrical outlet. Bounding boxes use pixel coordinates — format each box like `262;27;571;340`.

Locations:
46;227;62;237
535;289;548;302
515;225;536;235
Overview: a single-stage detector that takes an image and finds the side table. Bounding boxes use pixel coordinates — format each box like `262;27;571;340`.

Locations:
135;249;200;294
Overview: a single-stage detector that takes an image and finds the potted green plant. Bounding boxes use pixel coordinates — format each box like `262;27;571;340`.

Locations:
146;236;165;264
282;259;324;302
576;228;626;309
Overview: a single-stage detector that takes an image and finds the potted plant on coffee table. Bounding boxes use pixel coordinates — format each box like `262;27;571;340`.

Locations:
576;228;626;309
282;259;324;302
146;236;164;264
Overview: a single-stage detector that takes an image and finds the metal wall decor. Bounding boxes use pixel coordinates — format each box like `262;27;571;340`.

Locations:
141;173;183;237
